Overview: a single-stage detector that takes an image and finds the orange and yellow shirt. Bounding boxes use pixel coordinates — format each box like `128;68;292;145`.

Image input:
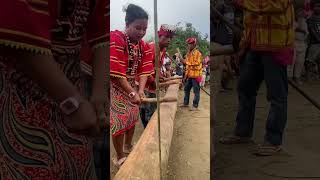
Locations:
185;48;203;78
236;0;295;52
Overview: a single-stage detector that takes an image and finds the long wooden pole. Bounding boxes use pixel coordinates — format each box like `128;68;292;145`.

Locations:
288;79;320;111
153;0;162;179
141;97;177;104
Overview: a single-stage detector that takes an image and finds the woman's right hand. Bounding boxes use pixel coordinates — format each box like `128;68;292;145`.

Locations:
130;93;141;105
64;100;99;136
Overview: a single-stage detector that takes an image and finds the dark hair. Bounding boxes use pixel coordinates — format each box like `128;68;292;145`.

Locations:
173;55;176;59
124;4;149;26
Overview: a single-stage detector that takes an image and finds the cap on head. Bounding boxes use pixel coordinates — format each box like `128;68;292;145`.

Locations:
158;24;176;38
186;37;197;44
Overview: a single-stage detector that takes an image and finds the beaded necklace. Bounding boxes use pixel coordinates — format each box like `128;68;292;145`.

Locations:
124;32;142;76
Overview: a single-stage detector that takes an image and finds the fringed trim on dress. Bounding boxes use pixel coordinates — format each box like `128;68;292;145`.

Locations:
0;39;52;55
91;41;108;50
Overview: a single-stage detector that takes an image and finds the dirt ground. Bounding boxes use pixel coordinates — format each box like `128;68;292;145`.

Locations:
110;88;211;180
214;79;320;180
167;89;210;180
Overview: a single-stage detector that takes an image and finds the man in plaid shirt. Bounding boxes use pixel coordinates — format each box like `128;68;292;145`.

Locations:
220;0;295;156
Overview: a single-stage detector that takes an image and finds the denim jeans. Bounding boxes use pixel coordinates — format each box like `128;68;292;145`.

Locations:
235;51;288;145
183;78;201;108
139;91;157;128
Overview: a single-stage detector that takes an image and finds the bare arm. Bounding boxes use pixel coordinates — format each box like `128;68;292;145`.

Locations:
138;76;148;93
113;77;135;94
90;45;108;104
21;53;81;102
20;52;97;135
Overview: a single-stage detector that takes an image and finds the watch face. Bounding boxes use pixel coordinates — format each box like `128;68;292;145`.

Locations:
63;101;76;110
60;97;79;115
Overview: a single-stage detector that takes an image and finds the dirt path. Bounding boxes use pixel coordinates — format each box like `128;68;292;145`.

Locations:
214;79;320;180
167;89;210;180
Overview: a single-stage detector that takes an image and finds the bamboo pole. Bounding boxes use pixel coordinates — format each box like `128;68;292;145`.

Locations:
141;97;178;104
288;79;320;111
210;44;234;56
162;76;182;81
153;0;163;179
159;79;181;87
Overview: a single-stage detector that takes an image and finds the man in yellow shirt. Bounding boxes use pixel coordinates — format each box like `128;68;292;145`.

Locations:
180;37;203;111
220;0;294;156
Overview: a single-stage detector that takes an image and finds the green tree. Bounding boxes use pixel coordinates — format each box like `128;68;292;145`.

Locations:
167;23;209;58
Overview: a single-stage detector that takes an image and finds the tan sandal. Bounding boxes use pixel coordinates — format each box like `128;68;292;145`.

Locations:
112;157;127;168
253;144;282;156
219;136;253;144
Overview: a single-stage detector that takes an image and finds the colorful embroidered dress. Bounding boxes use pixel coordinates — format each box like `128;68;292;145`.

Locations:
110;30;154;136
0;0;108;179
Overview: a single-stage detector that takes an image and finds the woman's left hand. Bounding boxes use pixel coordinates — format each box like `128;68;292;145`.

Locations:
90;95;109;131
138;90;145;99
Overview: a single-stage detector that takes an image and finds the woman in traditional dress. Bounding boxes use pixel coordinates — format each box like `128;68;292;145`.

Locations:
110;4;154;166
0;0;108;179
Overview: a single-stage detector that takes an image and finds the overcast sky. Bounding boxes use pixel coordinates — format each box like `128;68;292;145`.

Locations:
110;0;210;40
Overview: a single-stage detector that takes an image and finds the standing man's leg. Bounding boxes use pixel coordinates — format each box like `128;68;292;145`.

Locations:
220;51;264;143
139;105;147;128
192;78;201;109
183;78;193;106
262;53;288;146
234;52;264;138
144;92;157;126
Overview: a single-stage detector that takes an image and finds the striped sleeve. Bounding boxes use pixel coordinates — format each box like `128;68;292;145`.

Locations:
138;42;155;77
86;0;109;49
110;32;127;78
0;0;52;55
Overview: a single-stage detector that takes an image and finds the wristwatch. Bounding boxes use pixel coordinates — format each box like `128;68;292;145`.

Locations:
128;92;136;98
59;96;83;115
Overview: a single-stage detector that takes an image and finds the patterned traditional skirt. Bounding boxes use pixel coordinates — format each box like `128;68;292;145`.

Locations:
110;79;139;136
0;47;96;180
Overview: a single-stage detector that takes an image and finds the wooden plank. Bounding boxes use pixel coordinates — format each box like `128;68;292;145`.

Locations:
114;84;180;180
210;43;234;56
141;96;178;104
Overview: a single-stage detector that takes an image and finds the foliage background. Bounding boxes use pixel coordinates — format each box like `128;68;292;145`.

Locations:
147;23;210;58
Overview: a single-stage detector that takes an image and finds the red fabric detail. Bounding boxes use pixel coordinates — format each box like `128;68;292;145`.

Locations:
0;0;53;50
186;37;197;44
143;43;167;93
195;77;202;84
86;0;109;47
80;35;93;65
270;48;294;66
